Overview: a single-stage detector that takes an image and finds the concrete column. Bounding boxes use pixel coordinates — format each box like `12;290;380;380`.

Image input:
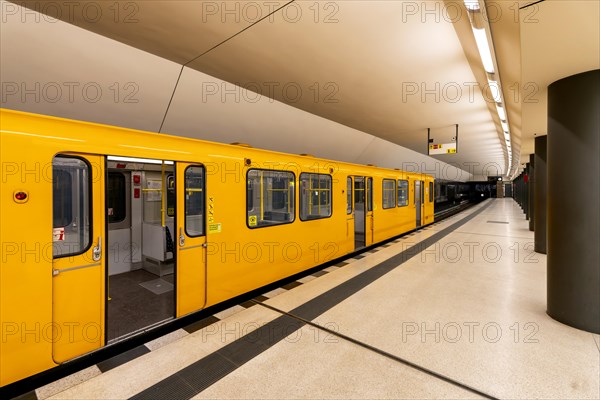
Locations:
527;154;535;231
547;69;600;334
517;176;520;205
524;163;530;220
534;136;547;254
528;154;535;231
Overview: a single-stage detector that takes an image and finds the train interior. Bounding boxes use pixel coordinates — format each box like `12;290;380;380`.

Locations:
353;177;366;249
105;157;176;342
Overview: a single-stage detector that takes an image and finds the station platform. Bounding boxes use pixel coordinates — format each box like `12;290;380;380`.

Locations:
18;199;600;400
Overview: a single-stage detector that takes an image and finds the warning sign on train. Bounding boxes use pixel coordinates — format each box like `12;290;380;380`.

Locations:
248;215;257;227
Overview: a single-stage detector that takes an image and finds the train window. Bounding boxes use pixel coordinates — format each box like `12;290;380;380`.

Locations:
53;169;73;227
300;173;332;221
346;177;352;214
382;179;396;209
429;182;434;203
397;180;409;207
247;169;295;228
107;172;126;223
367;177;373;212
52;156;91;258
185;166;205;237
167;175;175;217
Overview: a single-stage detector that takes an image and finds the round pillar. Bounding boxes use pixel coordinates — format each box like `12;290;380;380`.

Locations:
534;135;547;254
528;154;535;231
547;69;600;333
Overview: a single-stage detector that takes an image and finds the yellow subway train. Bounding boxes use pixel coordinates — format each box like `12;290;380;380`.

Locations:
0;108;434;387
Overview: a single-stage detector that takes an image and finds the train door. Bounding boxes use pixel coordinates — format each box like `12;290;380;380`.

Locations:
365;177;374;246
346;177;355;250
353;177;366;249
105;158;176;342
176;163;207;316
52;154;105;363
107;171;131;275
415;180;424;227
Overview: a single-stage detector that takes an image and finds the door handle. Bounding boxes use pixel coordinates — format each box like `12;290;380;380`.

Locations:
92;236;102;261
179;227;185;247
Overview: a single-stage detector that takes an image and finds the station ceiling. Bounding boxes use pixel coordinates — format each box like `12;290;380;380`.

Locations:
12;0;600;177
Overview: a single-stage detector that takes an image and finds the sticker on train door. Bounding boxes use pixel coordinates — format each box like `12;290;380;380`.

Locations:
208;223;222;233
249;215;257;227
53;227;65;241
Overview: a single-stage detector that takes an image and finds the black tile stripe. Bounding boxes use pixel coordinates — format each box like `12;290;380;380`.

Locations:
258;301;498;400
128;201;494;400
11;390;37;400
239;300;258;308
182;316;220;334
97;345;150;373
251;295;269;303
281;281;303;290
130;315;304;400
311;270;328;277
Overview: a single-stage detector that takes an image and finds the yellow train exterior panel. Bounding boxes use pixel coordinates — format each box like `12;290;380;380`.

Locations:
0;108;435;387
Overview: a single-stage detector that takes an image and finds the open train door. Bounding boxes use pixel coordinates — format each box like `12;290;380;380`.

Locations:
415;180;424;227
365;177;374;246
52;154;105;363
346;177;355;251
176;163;207;316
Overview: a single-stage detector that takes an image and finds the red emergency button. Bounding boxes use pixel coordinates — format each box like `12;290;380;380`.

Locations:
14;191;29;203
133;175;141;185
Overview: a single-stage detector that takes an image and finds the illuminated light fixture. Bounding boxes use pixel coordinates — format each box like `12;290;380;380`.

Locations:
473;28;495;74
496;105;506;121
107;156;174;165
465;0;513;176
464;0;480;10
488;80;502;103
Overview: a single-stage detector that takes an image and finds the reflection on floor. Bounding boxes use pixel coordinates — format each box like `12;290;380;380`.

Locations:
107;269;174;341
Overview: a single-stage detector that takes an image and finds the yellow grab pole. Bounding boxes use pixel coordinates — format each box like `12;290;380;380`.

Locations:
161;161;166;227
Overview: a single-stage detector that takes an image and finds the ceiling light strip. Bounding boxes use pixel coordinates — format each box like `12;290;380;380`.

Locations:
465;0;515;178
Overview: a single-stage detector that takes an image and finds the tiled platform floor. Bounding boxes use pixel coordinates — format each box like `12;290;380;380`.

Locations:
15;199;600;400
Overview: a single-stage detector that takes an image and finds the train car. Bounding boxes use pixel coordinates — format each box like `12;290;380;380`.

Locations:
0;108;434;387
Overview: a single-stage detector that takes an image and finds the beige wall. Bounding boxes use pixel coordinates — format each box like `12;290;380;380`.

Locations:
0;0;472;181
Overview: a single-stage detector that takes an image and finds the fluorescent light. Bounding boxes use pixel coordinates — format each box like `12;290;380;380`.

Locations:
464;0;480;11
107;156;174;165
497;105;506;120
501;121;508;131
487;80;502;103
473;28;494;73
